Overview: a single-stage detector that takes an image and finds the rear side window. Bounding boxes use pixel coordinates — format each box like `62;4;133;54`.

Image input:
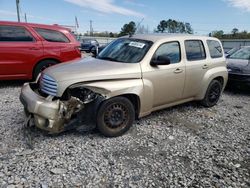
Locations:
185;40;206;61
153;41;181;64
0;25;34;42
35;28;70;43
207;40;223;58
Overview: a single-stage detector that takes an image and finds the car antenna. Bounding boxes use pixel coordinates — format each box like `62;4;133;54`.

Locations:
135;18;144;34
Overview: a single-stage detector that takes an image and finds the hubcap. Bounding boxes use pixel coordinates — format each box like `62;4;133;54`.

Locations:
104;103;128;129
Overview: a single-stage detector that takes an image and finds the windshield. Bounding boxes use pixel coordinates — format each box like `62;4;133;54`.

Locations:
226;48;238;55
82;39;91;43
229;47;250;60
97;38;153;63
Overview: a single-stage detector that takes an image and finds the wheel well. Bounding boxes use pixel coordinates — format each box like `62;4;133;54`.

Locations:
119;94;140;119
32;58;60;78
213;76;224;86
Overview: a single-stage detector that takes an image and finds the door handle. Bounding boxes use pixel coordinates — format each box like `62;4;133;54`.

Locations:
174;68;183;74
202;64;209;69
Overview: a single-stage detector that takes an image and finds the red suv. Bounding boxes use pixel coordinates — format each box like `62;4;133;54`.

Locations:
0;21;81;80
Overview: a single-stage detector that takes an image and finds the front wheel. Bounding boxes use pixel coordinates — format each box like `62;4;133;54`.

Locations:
200;80;222;107
96;97;135;137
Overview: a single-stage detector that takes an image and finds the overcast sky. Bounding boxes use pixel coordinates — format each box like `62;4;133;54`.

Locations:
1;0;250;35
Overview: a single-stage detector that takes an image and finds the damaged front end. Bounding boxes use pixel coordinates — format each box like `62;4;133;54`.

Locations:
20;82;104;134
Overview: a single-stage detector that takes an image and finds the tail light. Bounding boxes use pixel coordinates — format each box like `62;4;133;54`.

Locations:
74;46;82;57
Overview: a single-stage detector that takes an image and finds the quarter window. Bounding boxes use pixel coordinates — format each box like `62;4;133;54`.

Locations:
0;25;34;42
153;41;181;64
185;40;206;61
35;28;70;43
207;40;223;58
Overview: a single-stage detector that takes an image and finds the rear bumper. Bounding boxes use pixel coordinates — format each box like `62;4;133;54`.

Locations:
80;45;91;51
81;45;98;51
20;83;64;133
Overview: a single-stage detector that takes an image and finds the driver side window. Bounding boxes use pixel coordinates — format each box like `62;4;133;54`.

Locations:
153;41;181;64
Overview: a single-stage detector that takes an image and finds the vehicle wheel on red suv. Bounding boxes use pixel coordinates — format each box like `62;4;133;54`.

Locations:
96;97;135;137
201;80;222;107
33;60;57;79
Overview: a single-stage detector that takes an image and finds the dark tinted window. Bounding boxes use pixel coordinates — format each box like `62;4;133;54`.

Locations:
153;41;181;64
35;28;69;43
0;25;34;42
185;40;206;61
207;40;223;58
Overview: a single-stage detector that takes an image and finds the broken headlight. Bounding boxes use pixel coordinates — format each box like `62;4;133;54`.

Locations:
69;87;97;103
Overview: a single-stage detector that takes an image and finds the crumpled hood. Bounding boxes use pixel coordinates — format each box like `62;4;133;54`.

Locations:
227;58;250;73
44;57;142;83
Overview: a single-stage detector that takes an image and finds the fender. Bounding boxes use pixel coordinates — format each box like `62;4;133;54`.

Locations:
79;79;144;99
195;66;228;100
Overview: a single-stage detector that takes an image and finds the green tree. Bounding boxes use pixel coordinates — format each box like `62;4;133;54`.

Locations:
157;20;167;33
109;32;114;37
231;28;239;36
210;29;250;39
156;19;193;34
211;30;224;39
119;21;136;37
167;19;178;33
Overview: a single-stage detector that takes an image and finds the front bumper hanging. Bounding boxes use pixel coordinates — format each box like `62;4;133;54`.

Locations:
20;83;84;134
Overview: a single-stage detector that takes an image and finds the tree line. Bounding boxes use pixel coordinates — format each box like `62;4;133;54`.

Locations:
118;19;193;37
80;19;250;39
81;19;193;38
210;28;250;39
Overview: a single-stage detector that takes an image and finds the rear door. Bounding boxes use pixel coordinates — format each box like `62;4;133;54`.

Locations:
0;25;43;79
34;28;79;62
182;40;209;98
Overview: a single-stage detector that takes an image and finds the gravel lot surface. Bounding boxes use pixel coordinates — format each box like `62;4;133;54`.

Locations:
0;81;249;188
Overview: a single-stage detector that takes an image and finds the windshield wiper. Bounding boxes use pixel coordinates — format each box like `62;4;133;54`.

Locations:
98;56;117;61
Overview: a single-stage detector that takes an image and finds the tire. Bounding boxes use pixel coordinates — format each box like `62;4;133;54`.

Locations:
200;80;222;107
33;60;57;80
96;97;135;137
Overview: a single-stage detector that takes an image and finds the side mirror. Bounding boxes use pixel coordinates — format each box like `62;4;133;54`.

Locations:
150;56;171;66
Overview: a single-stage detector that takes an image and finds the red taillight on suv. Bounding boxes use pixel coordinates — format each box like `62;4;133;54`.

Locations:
75;46;82;57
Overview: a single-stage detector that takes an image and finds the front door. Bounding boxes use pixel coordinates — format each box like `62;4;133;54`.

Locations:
142;41;185;108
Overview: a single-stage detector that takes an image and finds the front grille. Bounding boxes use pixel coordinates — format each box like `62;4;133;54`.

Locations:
39;74;57;96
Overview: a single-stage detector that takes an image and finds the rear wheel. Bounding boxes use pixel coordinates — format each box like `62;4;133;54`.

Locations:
33;60;57;80
201;80;222;107
96;97;135;137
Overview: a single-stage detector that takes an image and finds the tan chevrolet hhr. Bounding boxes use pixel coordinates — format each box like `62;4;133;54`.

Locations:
20;34;228;137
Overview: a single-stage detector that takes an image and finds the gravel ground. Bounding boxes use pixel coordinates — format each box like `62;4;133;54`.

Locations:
0;81;249;188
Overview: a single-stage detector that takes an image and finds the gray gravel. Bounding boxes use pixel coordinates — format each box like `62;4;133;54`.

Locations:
0;81;249;188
